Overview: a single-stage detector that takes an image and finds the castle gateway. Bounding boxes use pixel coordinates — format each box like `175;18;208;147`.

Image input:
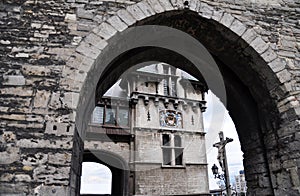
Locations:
0;0;299;196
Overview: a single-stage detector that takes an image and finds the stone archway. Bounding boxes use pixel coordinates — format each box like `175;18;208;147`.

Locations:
82;150;129;196
61;2;300;196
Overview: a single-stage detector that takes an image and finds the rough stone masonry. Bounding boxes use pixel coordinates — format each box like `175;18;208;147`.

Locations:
0;0;299;195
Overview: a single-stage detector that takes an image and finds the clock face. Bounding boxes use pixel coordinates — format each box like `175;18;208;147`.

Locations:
160;110;182;128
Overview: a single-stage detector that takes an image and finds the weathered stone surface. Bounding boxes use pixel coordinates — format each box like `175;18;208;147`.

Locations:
147;0;165;13
45;122;74;136
230;19;247;36
0;0;299;195
220;13;235;27
2;75;25;86
117;9;137;26
107;16;128;32
127;4;147;20
250;37;269;54
92;22;117;40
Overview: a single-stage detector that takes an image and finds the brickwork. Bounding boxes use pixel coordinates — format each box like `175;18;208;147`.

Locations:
0;0;299;195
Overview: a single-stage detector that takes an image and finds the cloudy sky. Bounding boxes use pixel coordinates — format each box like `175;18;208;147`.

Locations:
81;91;244;194
204;91;244;190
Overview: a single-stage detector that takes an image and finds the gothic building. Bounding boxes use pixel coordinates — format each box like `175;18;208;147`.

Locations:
83;63;209;195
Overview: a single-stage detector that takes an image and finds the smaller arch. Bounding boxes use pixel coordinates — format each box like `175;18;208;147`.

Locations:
82;150;129;196
80;162;112;195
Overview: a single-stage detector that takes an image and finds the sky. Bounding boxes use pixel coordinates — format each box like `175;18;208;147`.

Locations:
81;91;245;194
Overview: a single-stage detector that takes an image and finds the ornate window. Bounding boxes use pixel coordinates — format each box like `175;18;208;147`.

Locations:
162;134;184;166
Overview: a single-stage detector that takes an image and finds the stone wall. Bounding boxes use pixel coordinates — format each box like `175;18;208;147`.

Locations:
0;0;299;195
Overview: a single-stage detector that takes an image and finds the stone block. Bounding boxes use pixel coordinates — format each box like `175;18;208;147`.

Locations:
199;3;213;19
241;28;257;44
49;92;62;110
136;1;156;17
212;10;224;21
220;13;234;27
2;131;16;143
250;36;269;54
276;69;292;83
261;47;277;63
127;4;147;20
157;0;173;11
76;7;94;20
230;19;247;36
64;13;76;22
34;90;51;108
33;166;70;185
117;9;137;26
268;58;286;73
15;174;31;182
0;147;20;164
0;173;14;182
84;33;108;50
21;152;48;166
64;92;80;110
107;16;128;32
17;138;73;149
170;0;184;10
147;0;165;13
2;75;25;86
34;184;70;196
48;152;72;165
189;0;200;12
92;22;117;40
45;122;74;136
76;41;101;60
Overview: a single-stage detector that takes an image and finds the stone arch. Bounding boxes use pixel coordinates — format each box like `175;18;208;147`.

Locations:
60;1;300;196
82;150;129;196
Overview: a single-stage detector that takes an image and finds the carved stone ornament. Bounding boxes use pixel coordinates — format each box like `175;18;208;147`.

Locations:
160;110;183;128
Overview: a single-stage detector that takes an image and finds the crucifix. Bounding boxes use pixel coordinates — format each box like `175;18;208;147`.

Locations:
213;131;233;196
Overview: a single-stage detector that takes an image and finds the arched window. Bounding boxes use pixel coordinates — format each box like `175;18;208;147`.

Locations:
80;162;112;195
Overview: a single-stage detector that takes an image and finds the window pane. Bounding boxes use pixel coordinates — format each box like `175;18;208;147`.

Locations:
163;148;172;165
174;135;181;147
162;134;170;146
91;106;104;124
118;108;129;127
105;108;116;125
175;148;183;165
